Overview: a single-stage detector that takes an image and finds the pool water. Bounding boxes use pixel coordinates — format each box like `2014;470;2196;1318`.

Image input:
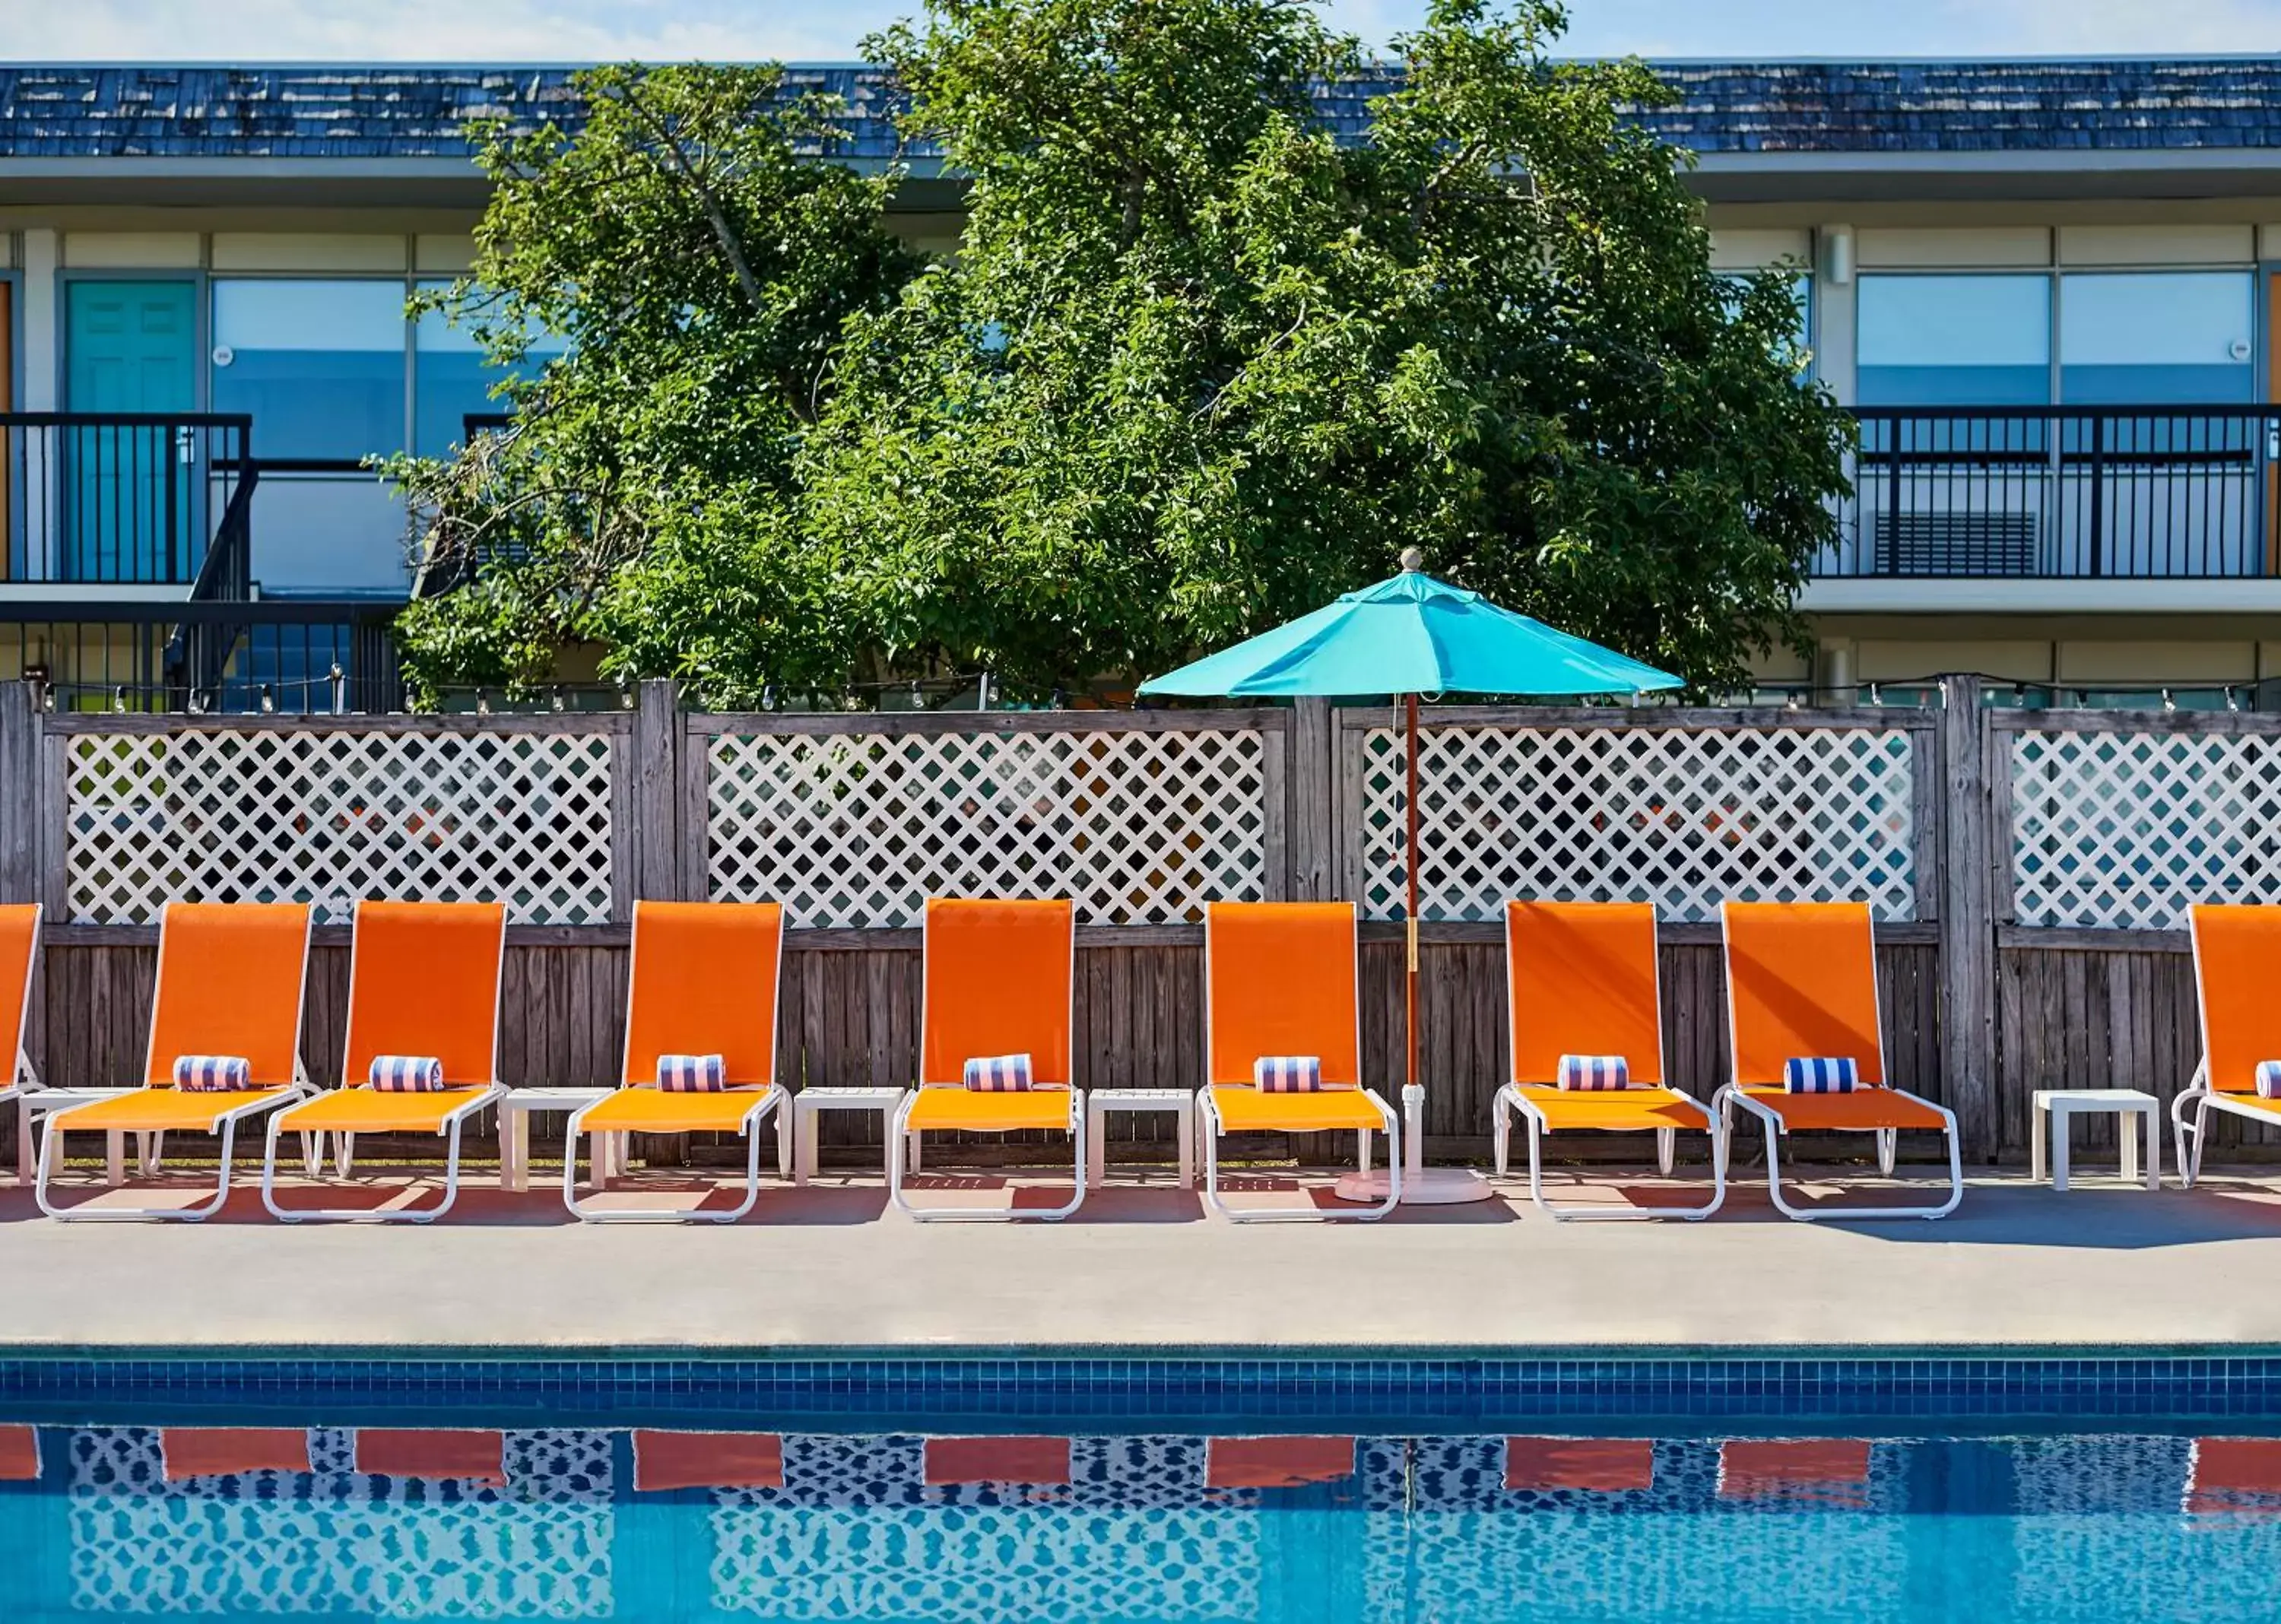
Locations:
0;1422;2273;1622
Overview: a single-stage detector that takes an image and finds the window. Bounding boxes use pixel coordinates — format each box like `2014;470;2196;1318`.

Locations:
1857;275;2051;405
209;280;408;462
412;282;569;457
2058;272;2253;404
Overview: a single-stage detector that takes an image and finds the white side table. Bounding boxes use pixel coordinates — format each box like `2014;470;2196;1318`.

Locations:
19;1090;149;1186
793;1086;917;1186
501;1088;626;1191
2032;1088;2160;1191
1085;1089;1196;1189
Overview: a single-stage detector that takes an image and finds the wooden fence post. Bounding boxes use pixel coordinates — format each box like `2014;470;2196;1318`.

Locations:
1937;673;1998;1162
0;682;43;1164
0;681;36;905
1286;696;1336;900
631;678;682;903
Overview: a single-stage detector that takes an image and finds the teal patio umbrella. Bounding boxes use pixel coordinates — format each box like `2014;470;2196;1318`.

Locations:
1138;549;1683;1203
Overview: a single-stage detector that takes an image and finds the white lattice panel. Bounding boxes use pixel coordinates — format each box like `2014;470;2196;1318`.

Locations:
1358;723;1920;923
2010;728;2281;930
708;728;1267;926
65;728;616;925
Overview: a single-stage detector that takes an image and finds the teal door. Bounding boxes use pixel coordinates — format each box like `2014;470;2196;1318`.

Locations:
65;281;198;582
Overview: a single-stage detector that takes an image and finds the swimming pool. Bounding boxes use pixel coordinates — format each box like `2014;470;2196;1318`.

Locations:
2;1353;2278;1622
0;1419;2274;1622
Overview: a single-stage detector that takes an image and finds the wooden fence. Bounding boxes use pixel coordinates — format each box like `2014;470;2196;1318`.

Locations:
2;676;2273;1170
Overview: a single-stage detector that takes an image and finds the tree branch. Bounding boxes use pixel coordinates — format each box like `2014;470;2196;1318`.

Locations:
608;83;772;318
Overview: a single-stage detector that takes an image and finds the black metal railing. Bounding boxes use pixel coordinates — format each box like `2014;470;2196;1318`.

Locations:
1823;405;2281;579
0;413;255;585
0;599;404;715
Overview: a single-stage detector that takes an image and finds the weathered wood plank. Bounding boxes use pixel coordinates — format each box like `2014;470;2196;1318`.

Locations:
632;678;680;904
0;683;39;906
1285;696;1334;903
1991;943;2241;1160
1937;673;1996;1160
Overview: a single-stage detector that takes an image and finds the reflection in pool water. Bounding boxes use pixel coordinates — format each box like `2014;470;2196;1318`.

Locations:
0;1423;2276;1622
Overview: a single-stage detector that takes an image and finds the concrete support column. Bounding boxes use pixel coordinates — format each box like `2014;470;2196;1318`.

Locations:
18;231;58;582
1814;639;1857;708
19;230;56;411
1813;224;1856;405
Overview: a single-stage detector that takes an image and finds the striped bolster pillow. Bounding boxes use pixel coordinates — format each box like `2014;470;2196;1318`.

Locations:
368;1055;447;1093
963;1053;1034;1092
1254;1055;1323;1093
1784;1057;1859;1095
1555;1055;1630;1091
2258;1061;2281;1099
656;1054;726;1093
172;1055;251;1092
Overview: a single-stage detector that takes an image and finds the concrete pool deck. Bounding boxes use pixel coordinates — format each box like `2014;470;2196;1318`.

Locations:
11;1163;2281;1353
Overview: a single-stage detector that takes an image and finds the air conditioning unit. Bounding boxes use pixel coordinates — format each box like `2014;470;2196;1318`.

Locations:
1873;510;2040;576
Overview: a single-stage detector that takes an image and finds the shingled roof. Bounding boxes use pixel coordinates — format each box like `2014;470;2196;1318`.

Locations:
3;58;2279;162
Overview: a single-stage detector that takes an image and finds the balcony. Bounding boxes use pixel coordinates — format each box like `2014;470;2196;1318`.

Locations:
1;413;256;589
1808;405;2281;611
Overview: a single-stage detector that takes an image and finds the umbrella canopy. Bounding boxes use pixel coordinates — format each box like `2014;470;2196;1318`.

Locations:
1137;560;1683;701
1137;552;1682;1207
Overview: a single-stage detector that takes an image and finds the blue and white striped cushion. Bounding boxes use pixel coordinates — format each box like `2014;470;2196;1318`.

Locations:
172;1055;250;1092
2257;1061;2281;1099
963;1053;1034;1092
655;1053;725;1093
1254;1055;1323;1093
1555;1055;1631;1091
368;1055;446;1093
1784;1056;1859;1095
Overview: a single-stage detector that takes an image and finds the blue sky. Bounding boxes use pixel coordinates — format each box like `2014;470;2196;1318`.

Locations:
14;0;2281;59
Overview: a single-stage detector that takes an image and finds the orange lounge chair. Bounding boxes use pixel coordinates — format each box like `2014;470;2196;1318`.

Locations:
1493;900;1724;1220
0;903;39;1186
260;901;506;1223
563;900;788;1223
890;898;1084;1222
2175;905;2281;1186
1715;901;1961;1221
35;902;312;1221
1200;901;1399;1221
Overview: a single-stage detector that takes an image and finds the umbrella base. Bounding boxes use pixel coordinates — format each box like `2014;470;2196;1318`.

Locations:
1332;1166;1495;1206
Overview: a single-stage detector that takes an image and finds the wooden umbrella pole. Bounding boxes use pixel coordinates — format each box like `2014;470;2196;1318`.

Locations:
1405;691;1420;1094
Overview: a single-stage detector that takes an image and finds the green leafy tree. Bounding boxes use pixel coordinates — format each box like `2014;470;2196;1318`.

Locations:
387;62;922;705
401;4;1851;704
811;0;1849;697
